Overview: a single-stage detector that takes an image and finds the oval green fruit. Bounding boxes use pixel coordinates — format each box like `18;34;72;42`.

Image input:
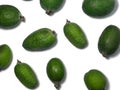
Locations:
63;20;88;49
0;5;25;28
22;28;57;51
84;69;107;90
40;0;64;15
47;58;65;89
14;60;39;89
0;44;13;70
82;0;115;17
98;25;120;58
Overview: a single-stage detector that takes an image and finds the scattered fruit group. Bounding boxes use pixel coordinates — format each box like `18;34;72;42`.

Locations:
82;0;115;17
0;44;13;70
46;58;65;89
63;20;88;49
22;28;57;51
84;69;107;90
40;0;65;15
98;25;120;58
14;60;39;89
0;5;24;28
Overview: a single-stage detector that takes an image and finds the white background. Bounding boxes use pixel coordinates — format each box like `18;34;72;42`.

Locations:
0;0;120;90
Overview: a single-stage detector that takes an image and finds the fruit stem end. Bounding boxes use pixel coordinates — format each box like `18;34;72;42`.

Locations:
54;82;60;90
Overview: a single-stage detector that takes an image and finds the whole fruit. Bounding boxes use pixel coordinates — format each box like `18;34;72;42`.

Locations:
14;60;39;89
22;28;57;51
0;5;25;28
82;0;115;17
98;25;120;58
0;44;13;70
40;0;64;15
46;58;65;89
63;20;88;49
84;69;107;90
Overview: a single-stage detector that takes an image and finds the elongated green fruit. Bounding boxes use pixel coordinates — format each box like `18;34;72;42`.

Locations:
14;60;39;89
47;58;65;89
22;28;57;51
98;25;120;58
0;5;25;28
84;69;107;90
40;0;64;15
63;20;88;49
0;44;13;70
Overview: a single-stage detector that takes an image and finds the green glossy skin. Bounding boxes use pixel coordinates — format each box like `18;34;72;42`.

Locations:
82;0;115;17
40;0;64;15
47;58;65;89
14;61;39;89
0;5;23;28
64;20;88;49
0;44;12;70
84;69;107;90
23;28;57;51
98;25;120;58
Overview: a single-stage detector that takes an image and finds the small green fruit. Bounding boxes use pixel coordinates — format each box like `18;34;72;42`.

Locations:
63;20;88;49
40;0;64;15
0;5;25;28
84;69;107;90
22;28;57;51
0;44;12;70
47;58;65;89
82;0;115;17
98;25;120;58
14;60;39;89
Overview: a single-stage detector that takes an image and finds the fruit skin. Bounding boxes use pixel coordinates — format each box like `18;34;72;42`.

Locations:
0;44;13;70
40;0;64;15
22;28;57;51
47;58;65;89
63;20;88;49
0;5;24;28
98;25;120;58
82;0;115;17
84;69;107;90
14;61;39;89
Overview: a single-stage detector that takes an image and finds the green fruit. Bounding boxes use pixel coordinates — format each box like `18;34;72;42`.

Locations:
22;28;57;51
14;60;39;89
0;44;12;70
40;0;64;15
98;25;120;58
0;5;24;28
63;20;88;49
47;58;65;89
84;69;107;90
82;0;115;17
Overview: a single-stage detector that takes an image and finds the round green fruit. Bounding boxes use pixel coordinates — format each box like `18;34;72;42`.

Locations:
0;5;24;28
46;58;65;89
84;69;107;90
0;44;13;70
82;0;115;17
98;25;120;58
40;0;64;15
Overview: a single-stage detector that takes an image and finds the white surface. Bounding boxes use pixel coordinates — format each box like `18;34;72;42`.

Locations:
0;0;120;90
